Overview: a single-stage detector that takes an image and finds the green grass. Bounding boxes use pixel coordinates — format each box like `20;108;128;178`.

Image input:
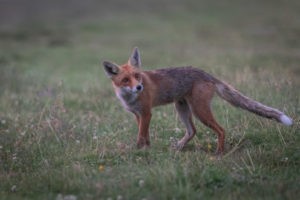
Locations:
1;0;300;199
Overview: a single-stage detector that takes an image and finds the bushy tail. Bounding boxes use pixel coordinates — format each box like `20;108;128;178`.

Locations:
215;81;293;126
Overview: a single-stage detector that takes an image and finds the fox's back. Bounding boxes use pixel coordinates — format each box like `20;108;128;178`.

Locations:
144;66;218;105
151;66;216;82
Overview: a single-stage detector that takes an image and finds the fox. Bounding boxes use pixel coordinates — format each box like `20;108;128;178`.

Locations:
103;47;293;154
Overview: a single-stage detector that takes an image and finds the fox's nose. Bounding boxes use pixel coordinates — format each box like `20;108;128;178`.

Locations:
136;84;143;91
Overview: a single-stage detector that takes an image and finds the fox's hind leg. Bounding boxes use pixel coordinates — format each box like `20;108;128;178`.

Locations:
174;99;196;150
187;83;225;154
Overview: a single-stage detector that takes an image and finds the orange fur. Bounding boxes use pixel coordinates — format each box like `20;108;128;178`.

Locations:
103;47;293;154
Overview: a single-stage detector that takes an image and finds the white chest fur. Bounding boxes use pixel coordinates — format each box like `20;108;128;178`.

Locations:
116;86;141;113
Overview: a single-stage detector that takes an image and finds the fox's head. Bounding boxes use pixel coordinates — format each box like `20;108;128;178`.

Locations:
103;47;144;102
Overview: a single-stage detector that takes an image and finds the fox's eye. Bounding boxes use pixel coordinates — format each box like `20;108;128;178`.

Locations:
122;78;129;83
135;73;140;80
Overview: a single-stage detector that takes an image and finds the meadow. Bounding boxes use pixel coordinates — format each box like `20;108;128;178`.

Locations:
0;0;299;199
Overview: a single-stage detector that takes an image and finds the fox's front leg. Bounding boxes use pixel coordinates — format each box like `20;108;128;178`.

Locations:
135;111;152;149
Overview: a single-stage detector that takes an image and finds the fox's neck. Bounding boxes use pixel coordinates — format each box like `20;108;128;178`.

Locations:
115;87;141;113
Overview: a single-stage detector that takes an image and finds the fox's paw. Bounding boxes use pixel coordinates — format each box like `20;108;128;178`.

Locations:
215;149;224;157
170;137;178;148
137;143;150;150
137;139;150;149
170;137;185;151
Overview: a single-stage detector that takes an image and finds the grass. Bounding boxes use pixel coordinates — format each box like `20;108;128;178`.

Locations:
0;0;300;199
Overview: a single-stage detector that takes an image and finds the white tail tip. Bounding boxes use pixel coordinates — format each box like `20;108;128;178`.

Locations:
280;114;293;126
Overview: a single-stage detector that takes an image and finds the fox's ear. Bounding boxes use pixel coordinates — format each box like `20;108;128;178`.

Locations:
128;47;141;68
103;61;120;78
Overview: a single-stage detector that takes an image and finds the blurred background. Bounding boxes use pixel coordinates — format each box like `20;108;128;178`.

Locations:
1;0;299;94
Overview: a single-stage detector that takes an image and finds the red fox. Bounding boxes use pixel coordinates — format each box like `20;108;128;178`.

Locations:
103;47;293;154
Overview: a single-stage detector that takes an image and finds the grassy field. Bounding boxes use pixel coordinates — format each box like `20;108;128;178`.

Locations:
1;0;300;199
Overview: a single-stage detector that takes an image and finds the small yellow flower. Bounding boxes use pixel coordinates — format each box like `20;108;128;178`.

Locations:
98;165;105;172
207;143;212;150
209;156;216;161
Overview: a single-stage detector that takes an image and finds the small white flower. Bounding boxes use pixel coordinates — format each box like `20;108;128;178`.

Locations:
138;179;145;187
56;194;63;200
76;140;80;144
11;185;17;192
174;128;181;133
281;157;288;162
63;195;77;200
117;195;123;200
